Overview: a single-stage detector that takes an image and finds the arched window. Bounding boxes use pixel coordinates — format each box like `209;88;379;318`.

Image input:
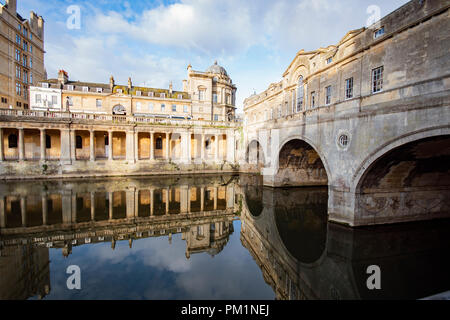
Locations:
8;134;18;148
156;137;162;150
297;76;304;112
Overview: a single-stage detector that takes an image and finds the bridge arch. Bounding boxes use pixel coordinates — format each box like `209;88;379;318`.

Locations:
352;127;450;224
246;139;265;167
271;136;330;187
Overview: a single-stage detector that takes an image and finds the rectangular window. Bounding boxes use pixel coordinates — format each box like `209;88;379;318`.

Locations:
311;91;316;108
136;102;141;111
16;65;21;79
16;82;21;96
30;72;33;84
15;49;20;61
199;90;204;101
345;77;353;99
16;34;21;44
148;92;154;97
67;85;74;91
51;95;57;107
67;96;73;106
96;88;103;93
23;70;28;84
326;57;332;64
177;94;182;100
214;114;219;121
23;54;27;67
325;86;331;105
372;66;384;93
161;104;165;112
183;105;188;113
24;87;28;100
30;44;32;53
23;41;28;52
149;103;154;112
374;27;385;39
96;99;102;108
82;87;89;92
160;93;166;98
136;90;141;96
30;58;32;68
213;93;218;103
42;83;49;88
156;138;163;150
172;104;177;112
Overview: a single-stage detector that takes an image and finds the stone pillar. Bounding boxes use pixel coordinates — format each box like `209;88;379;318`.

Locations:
200;187;205;212
60;129;72;164
180;185;189;214
150;188;154;216
71;193;77;223
40;129;46;162
61;192;72;224
42;195;48;225
126;131;135;162
165;188;169;215
150;132;154;160
134;131;139;161
181;132;190;164
226;130;235;163
70;129;76;162
165;132;170;160
0;197;5;228
18;128;24;161
187;188;191;213
201;134;205;161
214;134;219;161
108;192;114;220
89;130;95;161
108;131;113;161
90;192;95;221
20;196;26;227
126;189;136;219
214;186;218;210
0;128;4;162
226;185;235;209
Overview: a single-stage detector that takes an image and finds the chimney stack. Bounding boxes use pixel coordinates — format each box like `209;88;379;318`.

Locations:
58;70;68;87
109;75;115;90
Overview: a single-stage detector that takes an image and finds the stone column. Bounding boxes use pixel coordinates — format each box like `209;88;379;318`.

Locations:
18;128;24;161
165;188;169;215
0;128;4;162
150;132;154;160
134;131;139;161
165;132;170;160
60;129;72;164
70;129;76;162
20;196;26;227
214;134;219;161
226;185;235;209
180;185;189;214
201;134;205;161
42;195;48;225
187;188;191;213
90;192;95;221
108;192;114;220
126;188;136;219
40;129;46;162
108;131;113;161
150;188;154;216
0;196;5;228
214;186;218;210
200;187;205;212
126;131;135;162
181;132;190;164
61;192;72;224
71;193;77;223
226;130;235;164
89;130;95;161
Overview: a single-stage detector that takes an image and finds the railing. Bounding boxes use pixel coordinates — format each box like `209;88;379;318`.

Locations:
0;109;239;128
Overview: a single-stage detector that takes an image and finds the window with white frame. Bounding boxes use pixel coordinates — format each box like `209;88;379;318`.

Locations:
374;27;385;39
96;99;102;108
345;77;353;99
160;93;166;98
178;94;182;100
67;96;73;106
30;72;33;84
148;92;154;97
297;76;304;112
96;88;103;93
161;104;165;112
22;54;27;67
16;65;21;79
136;90;141;96
16;34;21;44
42;83;49;88
213;92;218;103
326;57;333;64
172;104;177;112
325;86;331;105
199;90;205;101
214;114;219;121
82;86;89;92
372;66;384;93
51;95;57;107
183;105;188;113
136;102;142;111
67;85;74;91
149;103;154;112
35;94;41;103
23;70;28;84
15;49;20;61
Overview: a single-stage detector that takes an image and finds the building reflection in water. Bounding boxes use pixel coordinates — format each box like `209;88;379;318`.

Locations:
1;174;450;300
239;174;450;300
0;175;239;300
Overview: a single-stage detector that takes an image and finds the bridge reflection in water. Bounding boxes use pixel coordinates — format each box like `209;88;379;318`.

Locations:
1;174;449;299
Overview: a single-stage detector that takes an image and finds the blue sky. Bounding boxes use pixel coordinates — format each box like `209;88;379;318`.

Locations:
15;0;409;111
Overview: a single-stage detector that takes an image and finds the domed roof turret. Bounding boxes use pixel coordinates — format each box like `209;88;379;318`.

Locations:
206;60;228;77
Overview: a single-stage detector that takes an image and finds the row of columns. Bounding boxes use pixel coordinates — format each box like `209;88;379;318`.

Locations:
0;128;236;163
0;186;236;228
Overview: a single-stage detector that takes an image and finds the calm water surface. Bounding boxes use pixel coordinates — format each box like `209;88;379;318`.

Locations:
0;174;449;300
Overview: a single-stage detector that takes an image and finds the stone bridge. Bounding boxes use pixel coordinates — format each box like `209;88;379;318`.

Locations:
243;0;450;226
239;177;450;299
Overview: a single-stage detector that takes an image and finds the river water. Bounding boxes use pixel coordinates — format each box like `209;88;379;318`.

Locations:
0;174;449;300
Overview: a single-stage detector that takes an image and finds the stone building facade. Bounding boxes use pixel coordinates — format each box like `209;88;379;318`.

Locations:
0;0;45;110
